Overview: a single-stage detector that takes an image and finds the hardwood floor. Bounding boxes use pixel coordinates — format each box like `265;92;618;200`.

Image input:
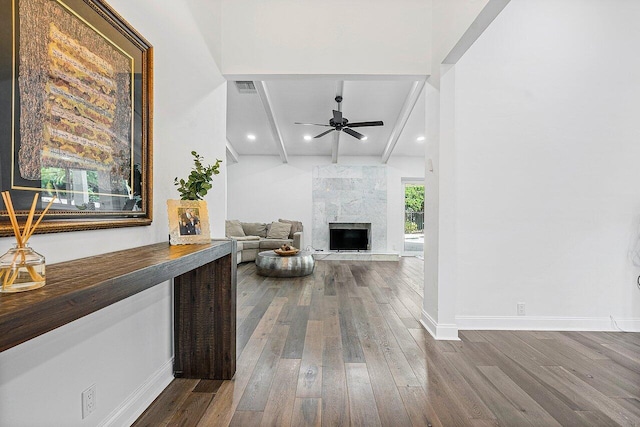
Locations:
133;258;640;426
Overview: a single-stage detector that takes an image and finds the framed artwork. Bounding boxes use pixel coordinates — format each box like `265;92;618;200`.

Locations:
0;0;153;236
167;199;211;245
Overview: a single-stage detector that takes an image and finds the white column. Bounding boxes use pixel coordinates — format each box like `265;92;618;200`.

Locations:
422;64;459;340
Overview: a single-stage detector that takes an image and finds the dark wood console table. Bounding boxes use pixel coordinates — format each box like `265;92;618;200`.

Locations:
0;241;236;380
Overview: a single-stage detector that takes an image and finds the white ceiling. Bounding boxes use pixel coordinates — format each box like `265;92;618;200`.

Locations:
226;79;426;162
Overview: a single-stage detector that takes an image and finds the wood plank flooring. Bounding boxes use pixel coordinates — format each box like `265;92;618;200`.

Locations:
134;258;640;426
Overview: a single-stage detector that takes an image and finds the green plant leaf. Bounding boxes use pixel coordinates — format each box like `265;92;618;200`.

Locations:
174;151;223;200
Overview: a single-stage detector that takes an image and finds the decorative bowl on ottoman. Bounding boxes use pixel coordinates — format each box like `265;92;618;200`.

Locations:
274;248;299;256
274;244;299;256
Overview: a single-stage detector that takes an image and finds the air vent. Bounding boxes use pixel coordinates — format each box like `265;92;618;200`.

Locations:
235;81;256;94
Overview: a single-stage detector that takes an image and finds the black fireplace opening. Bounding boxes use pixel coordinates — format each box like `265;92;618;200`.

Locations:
330;228;368;251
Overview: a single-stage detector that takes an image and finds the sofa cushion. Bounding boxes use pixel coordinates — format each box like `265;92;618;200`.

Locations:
225;220;245;237
278;218;303;239
259;238;293;249
266;221;291;239
242;222;267;237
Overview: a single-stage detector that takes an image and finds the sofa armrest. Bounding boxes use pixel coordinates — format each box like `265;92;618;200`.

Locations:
293;232;303;250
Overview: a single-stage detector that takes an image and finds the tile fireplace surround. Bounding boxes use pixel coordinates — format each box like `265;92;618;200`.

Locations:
312;165;387;252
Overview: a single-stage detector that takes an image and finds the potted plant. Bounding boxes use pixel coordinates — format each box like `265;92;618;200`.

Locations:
174;151;222;200
168;151;222;245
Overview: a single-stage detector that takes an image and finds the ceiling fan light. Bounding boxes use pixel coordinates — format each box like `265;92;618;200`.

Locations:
361;136;368;141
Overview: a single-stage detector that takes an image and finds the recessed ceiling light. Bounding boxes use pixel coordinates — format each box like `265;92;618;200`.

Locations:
416;136;425;142
361;136;368;141
304;135;312;141
247;134;256;141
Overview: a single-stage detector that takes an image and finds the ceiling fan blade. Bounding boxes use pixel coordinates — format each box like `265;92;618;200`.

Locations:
332;110;343;124
345;121;384;128
343;128;365;140
294;122;332;127
314;129;335;139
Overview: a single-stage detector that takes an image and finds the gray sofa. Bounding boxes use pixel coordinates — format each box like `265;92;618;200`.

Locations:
225;219;303;264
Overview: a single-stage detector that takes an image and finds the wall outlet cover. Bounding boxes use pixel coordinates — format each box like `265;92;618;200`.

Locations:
82;384;96;419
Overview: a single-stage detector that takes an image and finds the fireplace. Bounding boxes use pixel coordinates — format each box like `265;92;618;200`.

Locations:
329;222;371;251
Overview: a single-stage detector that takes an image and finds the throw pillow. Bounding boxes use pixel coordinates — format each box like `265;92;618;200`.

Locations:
225;220;245;237
242;222;267;238
279;218;303;239
266;221;291;239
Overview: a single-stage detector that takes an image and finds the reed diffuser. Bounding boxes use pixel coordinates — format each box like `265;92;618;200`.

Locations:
0;191;55;293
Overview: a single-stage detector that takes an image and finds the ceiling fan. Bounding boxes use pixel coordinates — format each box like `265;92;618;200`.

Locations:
295;96;384;140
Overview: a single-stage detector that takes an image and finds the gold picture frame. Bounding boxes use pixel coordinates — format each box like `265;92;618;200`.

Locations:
0;0;153;236
167;199;211;245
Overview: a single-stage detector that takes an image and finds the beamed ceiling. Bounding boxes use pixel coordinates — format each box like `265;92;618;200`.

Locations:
226;78;426;164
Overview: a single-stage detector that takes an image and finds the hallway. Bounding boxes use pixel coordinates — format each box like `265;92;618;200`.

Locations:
135;258;640;426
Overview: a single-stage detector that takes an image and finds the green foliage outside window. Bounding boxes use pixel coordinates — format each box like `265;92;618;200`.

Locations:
404;184;424;234
404;184;424;213
405;220;418;233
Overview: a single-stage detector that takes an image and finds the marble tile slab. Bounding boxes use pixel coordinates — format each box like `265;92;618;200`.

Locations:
312;165;387;251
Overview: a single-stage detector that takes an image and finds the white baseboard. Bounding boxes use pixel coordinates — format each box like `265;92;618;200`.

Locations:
456;315;640;332
100;358;174;427
312;251;400;261
420;310;460;340
609;317;640;332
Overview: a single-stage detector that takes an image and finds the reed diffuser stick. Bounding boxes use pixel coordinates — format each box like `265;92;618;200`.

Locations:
24;196;57;243
2;192;23;247
21;194;39;244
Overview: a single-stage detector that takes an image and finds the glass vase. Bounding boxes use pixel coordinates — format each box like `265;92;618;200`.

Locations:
0;244;46;293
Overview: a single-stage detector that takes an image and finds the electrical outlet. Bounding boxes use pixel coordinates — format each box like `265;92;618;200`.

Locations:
517;303;525;316
82;384;96;419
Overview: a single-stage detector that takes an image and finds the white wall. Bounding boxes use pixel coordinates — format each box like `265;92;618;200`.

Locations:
453;0;640;330
430;0;490;84
0;0;228;425
185;0;223;74
227;156;423;253
219;0;431;78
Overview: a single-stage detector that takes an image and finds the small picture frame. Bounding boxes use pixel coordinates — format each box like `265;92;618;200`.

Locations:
167;199;211;245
